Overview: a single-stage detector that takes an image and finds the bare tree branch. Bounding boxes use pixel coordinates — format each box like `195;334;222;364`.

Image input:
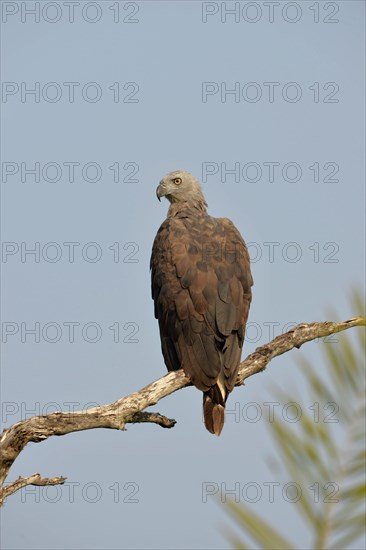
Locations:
1;316;365;505
236;317;366;382
0;474;66;506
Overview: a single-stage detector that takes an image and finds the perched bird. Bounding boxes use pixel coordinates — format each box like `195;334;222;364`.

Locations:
150;170;253;435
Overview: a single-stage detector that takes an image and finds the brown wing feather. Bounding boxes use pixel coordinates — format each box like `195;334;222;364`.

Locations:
151;212;252;433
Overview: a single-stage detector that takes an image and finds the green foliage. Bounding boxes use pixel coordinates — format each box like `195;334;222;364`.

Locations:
222;291;366;550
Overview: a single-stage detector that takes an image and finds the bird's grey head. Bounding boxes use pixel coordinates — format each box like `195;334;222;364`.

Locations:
156;170;207;211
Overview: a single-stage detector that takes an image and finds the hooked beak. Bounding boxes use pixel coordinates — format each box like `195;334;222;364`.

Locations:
156;183;166;202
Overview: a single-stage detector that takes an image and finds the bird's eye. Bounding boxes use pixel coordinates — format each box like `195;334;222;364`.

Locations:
173;177;182;185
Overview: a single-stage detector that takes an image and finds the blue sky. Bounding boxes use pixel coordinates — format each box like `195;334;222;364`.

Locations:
1;1;365;549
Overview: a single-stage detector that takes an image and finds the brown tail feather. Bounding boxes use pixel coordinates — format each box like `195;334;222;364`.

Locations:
203;385;226;436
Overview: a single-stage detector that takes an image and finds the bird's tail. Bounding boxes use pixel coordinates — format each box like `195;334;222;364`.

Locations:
203;380;226;436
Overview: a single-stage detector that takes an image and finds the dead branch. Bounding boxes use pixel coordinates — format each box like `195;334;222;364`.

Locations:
0;316;365;505
0;474;66;506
